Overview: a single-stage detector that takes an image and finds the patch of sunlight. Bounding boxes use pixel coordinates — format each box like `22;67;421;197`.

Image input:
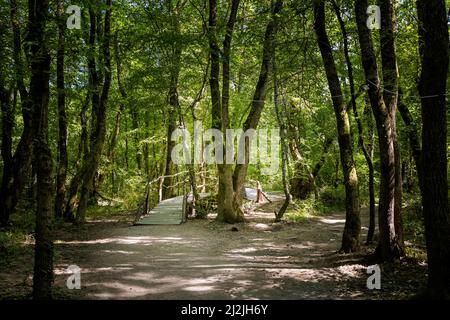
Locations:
183;285;216;292
337;264;365;277
319;218;345;224
191;264;242;268
55;236;188;245
251;223;271;231
229;247;258;253
102;250;136;255
266;268;330;283
123;272;157;281
71;266;133;274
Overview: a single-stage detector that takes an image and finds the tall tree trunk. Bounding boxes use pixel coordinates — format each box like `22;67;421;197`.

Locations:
364;97;376;244
313;0;361;253
379;0;404;254
207;0;239;222
76;0;113;224
0;83;13;225
397;89;423;192
55;0;68;219
332;0;376;245
108;32;127;190
355;0;402;260
231;0;283;221
273;44;291;221
0;0;33;227
416;0;450;299
162;78;179;200
27;0;54;299
0;13;13;222
64;93;90;222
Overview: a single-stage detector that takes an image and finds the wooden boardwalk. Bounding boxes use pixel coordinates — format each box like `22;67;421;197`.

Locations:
135;189;284;226
136;196;185;225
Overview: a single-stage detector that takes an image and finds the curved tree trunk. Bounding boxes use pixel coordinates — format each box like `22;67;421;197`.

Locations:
231;0;283;222
208;0;241;222
76;1;113;224
313;0;361;253
397;89;423;192
333;0;376;245
0;0;33;227
273;46;291;221
379;0;404;254
355;0;403;261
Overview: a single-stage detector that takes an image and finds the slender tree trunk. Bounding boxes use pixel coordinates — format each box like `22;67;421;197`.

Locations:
0;83;13;226
107;32;127;190
397;89;423;192
355;0;402;260
131;106;141;170
207;0;239;222
364;97;376;244
0;0;33;227
27;0;54;299
314;0;361;253
0;16;13;226
55;0;68;219
379;0;404;253
416;0;450;299
273;45;291;221
231;0;283;221
333;0;376;245
64;93;90;222
162;106;177;200
76;0;113;224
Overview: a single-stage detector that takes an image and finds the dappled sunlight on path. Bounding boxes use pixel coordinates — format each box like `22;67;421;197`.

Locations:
49;207;387;300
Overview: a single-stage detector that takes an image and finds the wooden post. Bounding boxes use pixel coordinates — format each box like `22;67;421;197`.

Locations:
159;176;163;202
182;181;187;222
143;184;150;215
256;181;264;203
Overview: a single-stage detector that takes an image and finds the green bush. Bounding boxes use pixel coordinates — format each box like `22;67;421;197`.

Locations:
319;185;346;208
403;196;425;246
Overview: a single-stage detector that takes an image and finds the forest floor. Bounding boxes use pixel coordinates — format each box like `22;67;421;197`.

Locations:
0;199;428;300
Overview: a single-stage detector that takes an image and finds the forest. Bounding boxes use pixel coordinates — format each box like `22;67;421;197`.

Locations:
0;0;450;301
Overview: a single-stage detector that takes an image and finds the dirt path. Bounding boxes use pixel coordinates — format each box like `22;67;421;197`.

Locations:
0;201;426;299
46;203;424;300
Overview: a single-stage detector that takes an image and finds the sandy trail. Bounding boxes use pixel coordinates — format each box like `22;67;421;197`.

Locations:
52;205;375;300
1;201;425;299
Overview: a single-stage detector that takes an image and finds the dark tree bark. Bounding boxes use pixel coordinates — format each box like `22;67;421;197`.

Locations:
27;0;54;299
0;0;33;227
76;0;113;223
378;0;404;253
162;107;177;200
364;97;376;244
162;0;185;201
273;45;291;221
231;0;283;221
332;0;376;245
55;0;68;219
0;84;13;223
355;0;403;260
416;0;450;299
64;92;90;222
208;0;240;222
290;136;333;200
107;32;127;190
314;0;361;253
397;89;423;192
